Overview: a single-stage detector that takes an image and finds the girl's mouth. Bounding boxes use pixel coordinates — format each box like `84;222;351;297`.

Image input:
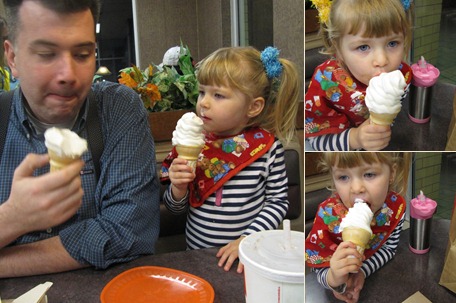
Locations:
354;198;371;208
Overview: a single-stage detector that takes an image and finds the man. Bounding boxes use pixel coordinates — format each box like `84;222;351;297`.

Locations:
0;0;160;277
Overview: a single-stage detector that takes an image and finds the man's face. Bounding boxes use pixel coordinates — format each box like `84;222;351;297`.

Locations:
5;1;97;124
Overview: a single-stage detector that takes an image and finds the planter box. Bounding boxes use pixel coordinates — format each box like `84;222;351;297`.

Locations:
148;109;193;142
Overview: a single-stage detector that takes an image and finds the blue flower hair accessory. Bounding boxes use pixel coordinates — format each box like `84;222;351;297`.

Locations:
260;46;283;79
402;0;412;10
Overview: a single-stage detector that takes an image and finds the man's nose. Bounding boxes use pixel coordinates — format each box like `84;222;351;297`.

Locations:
56;55;77;84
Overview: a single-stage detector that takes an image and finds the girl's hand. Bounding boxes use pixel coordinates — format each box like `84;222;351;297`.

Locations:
168;158;195;200
327;241;363;289
333;272;365;303
216;236;245;273
349;119;391;150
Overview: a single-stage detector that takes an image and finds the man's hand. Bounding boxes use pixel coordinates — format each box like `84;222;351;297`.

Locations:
1;154;84;248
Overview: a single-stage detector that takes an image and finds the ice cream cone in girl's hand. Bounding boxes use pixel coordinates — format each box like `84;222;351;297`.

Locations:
365;70;406;126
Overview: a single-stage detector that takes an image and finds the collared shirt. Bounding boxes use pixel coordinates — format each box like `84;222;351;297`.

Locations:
0;81;160;269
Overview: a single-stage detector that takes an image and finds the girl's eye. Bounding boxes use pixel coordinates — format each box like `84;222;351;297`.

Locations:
336;175;349;182
357;45;370;52
198;90;205;97
214;93;225;99
364;172;376;179
388;41;399;48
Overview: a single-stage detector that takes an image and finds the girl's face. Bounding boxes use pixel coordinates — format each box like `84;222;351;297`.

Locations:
196;83;253;136
337;29;405;86
331;160;395;214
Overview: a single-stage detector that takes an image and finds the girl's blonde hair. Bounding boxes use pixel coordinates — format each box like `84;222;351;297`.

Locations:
319;152;411;196
196;46;299;145
320;0;413;58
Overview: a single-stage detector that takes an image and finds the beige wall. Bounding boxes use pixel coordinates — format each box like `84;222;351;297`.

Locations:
273;0;304;99
135;0;304;99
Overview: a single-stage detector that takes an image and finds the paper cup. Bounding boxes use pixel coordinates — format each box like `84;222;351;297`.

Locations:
239;230;304;303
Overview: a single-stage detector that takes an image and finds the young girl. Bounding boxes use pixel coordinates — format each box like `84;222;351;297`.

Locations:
305;152;410;303
305;0;413;151
160;46;299;273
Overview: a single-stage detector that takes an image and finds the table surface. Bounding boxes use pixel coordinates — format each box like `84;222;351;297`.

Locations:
306;219;456;302
0;247;244;303
386;81;455;151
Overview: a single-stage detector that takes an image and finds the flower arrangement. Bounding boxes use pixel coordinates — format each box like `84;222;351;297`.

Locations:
118;44;198;112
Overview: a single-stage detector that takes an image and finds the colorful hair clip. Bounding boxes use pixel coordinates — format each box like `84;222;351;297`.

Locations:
260;46;283;79
401;0;412;11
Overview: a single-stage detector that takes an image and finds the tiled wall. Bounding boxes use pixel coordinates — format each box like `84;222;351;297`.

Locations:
413;153;442;201
412;0;443;64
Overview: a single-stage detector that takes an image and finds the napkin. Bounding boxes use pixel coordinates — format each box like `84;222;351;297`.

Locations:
401;291;432;303
0;282;52;303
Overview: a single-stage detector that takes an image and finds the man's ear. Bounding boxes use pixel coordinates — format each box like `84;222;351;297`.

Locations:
247;97;265;118
4;40;18;78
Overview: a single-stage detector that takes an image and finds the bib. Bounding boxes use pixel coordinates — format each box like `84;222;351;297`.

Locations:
160;128;275;207
305;191;406;268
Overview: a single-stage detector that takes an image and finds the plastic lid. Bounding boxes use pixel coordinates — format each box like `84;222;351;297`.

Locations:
410;190;437;219
239;230;304;284
411;56;440;87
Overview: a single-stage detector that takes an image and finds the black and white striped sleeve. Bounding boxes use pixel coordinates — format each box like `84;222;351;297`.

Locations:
306;129;350;151
360;214;405;278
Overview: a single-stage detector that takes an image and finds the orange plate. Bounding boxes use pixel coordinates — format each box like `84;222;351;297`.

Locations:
100;266;215;303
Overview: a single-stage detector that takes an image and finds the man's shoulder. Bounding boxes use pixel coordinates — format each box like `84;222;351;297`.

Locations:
91;81;135;98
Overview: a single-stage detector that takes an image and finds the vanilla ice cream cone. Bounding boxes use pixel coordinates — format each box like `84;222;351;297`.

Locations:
44;127;87;173
342;227;372;255
369;110;400;126
48;149;82;172
176;144;204;172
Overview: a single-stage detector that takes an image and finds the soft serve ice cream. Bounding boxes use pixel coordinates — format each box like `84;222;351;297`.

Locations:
172;112;205;171
172;112;205;146
365;70;406;125
340;199;373;256
44;127;88;172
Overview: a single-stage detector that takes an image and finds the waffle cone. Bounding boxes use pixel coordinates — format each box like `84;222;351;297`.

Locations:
48;149;81;172
342;227;372;255
176;144;203;172
369;110;400;126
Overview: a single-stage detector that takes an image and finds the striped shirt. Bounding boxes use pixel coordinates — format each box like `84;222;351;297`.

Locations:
313;214;405;290
164;139;289;249
306;129;351;151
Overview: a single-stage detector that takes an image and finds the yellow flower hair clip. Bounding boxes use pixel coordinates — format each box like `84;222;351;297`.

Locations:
310;0;332;25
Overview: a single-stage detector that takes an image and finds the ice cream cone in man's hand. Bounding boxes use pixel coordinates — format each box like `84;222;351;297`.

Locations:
44;127;87;172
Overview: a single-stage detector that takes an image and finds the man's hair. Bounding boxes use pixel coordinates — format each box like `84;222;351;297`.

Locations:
3;0;101;42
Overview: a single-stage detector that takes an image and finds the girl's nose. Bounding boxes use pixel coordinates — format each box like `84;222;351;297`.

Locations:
350;178;366;194
373;49;389;68
198;94;210;108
